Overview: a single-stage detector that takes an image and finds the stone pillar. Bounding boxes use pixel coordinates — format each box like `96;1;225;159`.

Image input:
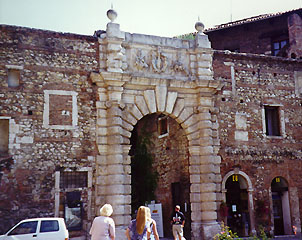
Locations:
290;187;301;237
194;33;212;82
105;22;126;73
190;28;222;239
94;20;131;234
95;98;131;239
198;108;221;240
248;189;256;235
288;13;302;59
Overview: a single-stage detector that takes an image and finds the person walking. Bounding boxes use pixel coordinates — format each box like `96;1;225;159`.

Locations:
146;207;160;240
170;205;185;240
90;203;115;240
125;206;152;240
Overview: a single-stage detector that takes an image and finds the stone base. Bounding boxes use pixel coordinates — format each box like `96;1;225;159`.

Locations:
200;221;221;240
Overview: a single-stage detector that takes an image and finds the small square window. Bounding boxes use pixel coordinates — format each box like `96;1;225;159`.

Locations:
272;39;288;56
264;106;281;136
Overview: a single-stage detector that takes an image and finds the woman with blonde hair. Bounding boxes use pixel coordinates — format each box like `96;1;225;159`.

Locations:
125;206;151;240
146;207;159;240
90;203;115;240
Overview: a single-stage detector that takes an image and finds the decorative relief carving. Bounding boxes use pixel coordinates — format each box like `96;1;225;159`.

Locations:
151;48;168;73
134;50;148;71
106;44;128;72
121;47;128;71
172;60;188;75
132;48;191;77
171;53;189;76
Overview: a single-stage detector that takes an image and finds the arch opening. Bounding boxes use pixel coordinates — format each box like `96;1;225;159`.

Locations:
129;113;191;239
271;176;291;236
225;174;250;237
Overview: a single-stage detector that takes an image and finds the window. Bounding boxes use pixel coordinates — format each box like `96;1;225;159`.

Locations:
8;69;20;87
158;115;168;137
272;39;288;56
40;220;59;232
6;65;22;88
60;171;88;189
0;119;9;154
264;106;281;136
9;221;38;235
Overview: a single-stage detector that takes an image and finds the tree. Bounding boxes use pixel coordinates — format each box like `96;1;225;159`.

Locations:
131;126;158;212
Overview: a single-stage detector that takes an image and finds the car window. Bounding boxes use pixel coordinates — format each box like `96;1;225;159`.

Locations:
40;220;59;232
8;221;38;235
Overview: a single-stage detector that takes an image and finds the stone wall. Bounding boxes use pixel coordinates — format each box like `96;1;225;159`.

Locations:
0;25;99;237
213;50;302;235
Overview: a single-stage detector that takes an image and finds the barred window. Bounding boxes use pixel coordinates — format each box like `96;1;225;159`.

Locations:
60;171;88;189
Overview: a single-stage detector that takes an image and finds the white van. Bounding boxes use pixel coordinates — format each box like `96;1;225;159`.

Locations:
0;217;69;240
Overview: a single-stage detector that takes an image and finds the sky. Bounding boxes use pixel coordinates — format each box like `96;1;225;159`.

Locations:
0;0;301;38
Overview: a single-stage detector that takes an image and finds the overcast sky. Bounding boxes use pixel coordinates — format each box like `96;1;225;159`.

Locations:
0;0;301;37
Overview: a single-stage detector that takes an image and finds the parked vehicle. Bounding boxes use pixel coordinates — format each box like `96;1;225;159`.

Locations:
0;217;69;240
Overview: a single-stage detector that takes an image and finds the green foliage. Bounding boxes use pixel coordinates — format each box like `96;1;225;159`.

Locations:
214;222;239;240
248;225;271;240
258;225;270;240
175;33;196;40
131;127;158;212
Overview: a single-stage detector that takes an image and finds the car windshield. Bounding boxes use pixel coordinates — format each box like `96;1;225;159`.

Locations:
8;221;38;235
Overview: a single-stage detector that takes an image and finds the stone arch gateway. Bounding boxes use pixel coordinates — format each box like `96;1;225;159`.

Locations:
90;19;223;240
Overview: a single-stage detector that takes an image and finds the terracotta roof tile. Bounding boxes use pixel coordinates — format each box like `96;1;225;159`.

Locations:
205;8;302;32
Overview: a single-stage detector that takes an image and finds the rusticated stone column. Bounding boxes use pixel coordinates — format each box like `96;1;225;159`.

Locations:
196;107;221;240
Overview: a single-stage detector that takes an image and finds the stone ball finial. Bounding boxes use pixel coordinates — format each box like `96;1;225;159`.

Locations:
195;19;205;35
107;8;117;22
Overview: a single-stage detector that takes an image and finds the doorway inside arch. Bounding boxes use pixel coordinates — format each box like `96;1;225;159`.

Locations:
129;113;191;239
225;174;250;237
271;177;291;236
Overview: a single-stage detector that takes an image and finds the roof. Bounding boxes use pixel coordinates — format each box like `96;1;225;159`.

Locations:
205;8;302;32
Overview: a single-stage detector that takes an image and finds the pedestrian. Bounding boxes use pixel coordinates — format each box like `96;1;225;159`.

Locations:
146;207;160;240
90;203;115;240
170;205;185;240
125;206;152;240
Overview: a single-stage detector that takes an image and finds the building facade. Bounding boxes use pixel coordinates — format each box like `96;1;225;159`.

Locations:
0;8;302;240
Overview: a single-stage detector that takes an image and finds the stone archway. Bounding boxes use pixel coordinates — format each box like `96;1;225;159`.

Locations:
90;18;223;240
222;170;256;235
